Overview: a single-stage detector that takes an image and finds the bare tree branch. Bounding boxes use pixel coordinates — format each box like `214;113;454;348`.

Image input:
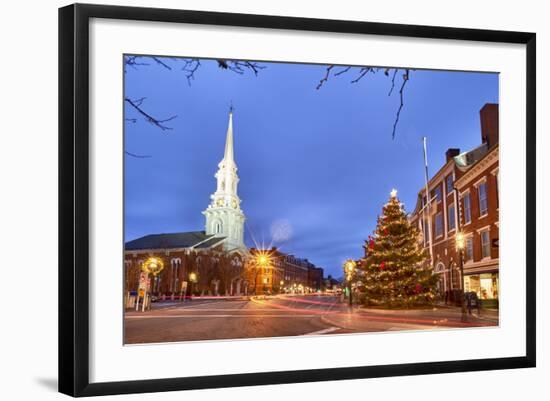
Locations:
391;69;409;140
125;150;152;158
124;56;149;72
217;60;265;76
316;65;334;90
181;58;201;85
315;65;412;138
388;69;398;96
350;67;374;84
124;97;177;131
152;56;172;70
334;66;352;76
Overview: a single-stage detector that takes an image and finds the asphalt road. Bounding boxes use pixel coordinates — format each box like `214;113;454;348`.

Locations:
124;294;498;344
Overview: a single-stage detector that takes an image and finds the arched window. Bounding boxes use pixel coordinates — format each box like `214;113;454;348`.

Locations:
213;220;223;234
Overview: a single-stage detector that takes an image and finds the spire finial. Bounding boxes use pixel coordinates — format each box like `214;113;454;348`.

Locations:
229;101;234;114
223;107;235;163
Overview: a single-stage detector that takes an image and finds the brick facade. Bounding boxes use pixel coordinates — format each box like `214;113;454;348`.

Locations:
410;103;499;305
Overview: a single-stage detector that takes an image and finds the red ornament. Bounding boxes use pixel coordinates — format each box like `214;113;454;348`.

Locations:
379;262;385;270
369;239;375;250
414;283;423;294
384;227;389;235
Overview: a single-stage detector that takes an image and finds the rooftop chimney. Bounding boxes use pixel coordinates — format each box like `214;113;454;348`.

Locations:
446;148;460;162
480;103;499;148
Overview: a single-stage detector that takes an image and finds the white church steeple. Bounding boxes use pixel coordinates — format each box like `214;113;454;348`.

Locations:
202;107;246;252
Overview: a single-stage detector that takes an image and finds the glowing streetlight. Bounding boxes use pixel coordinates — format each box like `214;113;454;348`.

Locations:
455;232;467;319
139;257;165;311
343;259;356;306
188;272;198;297
456;232;465;251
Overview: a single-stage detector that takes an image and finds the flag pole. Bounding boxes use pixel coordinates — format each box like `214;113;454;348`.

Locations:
422;137;434;266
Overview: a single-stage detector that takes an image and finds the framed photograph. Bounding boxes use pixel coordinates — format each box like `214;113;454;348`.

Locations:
59;3;536;397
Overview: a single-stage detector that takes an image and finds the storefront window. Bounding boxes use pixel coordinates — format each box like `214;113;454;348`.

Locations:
464;273;498;300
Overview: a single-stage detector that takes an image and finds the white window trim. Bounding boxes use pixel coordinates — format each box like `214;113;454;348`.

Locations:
476;225;492;233
463;201;473;224
473;176;488;188
479;228;491;260
447;202;456;232
477;181;489;218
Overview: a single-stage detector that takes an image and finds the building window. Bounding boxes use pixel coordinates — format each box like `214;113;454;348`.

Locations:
480;230;491;259
463;193;472;224
465;237;473;261
446;174;454;194
478;182;488;216
448;204;456;231
433;185;442;203
435;212;443;238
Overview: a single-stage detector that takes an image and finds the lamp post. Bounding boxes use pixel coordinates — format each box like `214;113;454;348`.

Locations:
141;257;165;311
344;259;356;307
455;232;467;320
189;272;197;298
280;280;284;294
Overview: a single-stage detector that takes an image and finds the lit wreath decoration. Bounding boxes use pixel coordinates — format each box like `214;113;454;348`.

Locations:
142;257;165;277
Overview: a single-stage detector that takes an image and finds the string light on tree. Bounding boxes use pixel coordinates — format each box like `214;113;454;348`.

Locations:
358;189;438;308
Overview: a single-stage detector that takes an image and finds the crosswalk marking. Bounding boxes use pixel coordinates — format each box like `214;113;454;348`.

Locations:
303;327;340;336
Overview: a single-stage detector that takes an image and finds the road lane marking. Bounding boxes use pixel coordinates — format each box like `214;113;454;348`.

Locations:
126;314;317;319
155;308;288;312
303;327;340;336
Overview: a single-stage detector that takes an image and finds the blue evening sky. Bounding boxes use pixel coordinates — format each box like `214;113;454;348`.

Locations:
124;57;498;278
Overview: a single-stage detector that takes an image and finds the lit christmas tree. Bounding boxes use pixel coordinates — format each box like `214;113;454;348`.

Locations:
360;189;437;308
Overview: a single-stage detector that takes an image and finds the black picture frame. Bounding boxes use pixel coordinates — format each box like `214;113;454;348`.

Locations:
58;3;536;397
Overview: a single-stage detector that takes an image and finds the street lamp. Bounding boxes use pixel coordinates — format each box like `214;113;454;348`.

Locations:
344;259;356;307
141;257;165;311
253;250;272;295
455;232;467;320
280;280;284;294
189;272;197;297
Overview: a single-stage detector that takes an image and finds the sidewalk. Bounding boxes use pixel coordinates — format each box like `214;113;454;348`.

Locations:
321;304;499;332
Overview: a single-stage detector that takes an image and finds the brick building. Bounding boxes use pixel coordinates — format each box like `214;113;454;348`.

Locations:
454;104;499;303
124;232;248;297
246;247;324;294
410;103;499;305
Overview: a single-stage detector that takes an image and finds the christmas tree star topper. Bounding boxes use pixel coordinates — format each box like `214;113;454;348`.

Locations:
390;188;398;198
